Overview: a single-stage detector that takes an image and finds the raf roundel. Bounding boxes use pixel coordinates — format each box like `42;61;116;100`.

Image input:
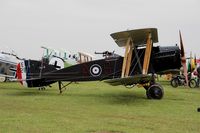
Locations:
90;64;102;77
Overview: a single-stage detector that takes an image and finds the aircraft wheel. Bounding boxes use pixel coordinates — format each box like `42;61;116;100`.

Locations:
146;83;164;99
170;78;178;88
189;79;197;88
0;77;6;82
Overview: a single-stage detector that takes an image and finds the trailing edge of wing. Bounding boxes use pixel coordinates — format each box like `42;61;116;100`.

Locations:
104;74;152;86
110;28;158;47
156;69;180;75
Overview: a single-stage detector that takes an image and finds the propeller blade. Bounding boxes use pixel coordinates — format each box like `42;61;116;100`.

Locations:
179;30;185;57
179;31;188;86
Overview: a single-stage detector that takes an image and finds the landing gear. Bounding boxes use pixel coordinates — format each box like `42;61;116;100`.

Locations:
146;83;164;99
143;75;164;99
0;77;7;82
58;81;72;94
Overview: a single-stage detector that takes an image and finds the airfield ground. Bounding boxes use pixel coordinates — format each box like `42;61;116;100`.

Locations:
0;81;200;133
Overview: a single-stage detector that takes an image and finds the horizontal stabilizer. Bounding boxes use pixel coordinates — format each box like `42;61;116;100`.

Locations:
10;78;42;82
110;28;158;47
0;74;15;78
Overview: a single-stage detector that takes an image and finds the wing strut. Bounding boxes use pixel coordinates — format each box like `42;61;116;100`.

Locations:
142;32;153;74
133;47;143;74
121;37;133;78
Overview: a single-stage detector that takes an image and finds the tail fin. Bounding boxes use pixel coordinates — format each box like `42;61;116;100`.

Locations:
16;63;22;84
16;61;28;87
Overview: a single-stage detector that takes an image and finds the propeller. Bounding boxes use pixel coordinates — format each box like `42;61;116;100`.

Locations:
179;30;188;86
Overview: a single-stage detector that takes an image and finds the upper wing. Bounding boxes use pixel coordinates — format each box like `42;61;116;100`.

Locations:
110;28;158;47
104;74;152;86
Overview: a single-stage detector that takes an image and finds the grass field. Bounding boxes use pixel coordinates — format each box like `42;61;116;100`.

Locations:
0;81;200;133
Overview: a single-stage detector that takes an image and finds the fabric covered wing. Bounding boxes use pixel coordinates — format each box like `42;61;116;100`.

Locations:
104;74;152;86
110;28;158;47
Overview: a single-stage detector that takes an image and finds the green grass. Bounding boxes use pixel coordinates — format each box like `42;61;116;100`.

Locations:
0;81;200;133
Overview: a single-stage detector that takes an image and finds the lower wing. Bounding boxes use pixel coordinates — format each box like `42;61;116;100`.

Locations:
104;74;153;86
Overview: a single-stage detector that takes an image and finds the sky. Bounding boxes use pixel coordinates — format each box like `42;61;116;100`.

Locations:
0;0;199;60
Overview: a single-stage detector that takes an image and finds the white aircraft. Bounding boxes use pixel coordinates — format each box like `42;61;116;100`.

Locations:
0;51;20;82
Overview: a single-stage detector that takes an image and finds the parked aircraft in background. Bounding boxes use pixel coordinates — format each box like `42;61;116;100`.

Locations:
0;51;20;82
41;46;93;68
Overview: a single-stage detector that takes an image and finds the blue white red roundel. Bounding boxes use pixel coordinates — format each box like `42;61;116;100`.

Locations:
90;64;102;77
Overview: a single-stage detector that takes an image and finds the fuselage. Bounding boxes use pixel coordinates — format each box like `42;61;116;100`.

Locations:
16;45;181;88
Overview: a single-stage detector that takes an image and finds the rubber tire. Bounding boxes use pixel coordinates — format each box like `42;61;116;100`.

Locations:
0;77;6;82
171;78;178;88
146;83;164;99
189;79;197;88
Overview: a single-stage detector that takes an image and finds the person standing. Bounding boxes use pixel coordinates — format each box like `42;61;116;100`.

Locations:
196;66;200;87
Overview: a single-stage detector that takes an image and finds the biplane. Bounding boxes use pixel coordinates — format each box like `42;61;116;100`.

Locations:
16;28;185;99
41;46;93;68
